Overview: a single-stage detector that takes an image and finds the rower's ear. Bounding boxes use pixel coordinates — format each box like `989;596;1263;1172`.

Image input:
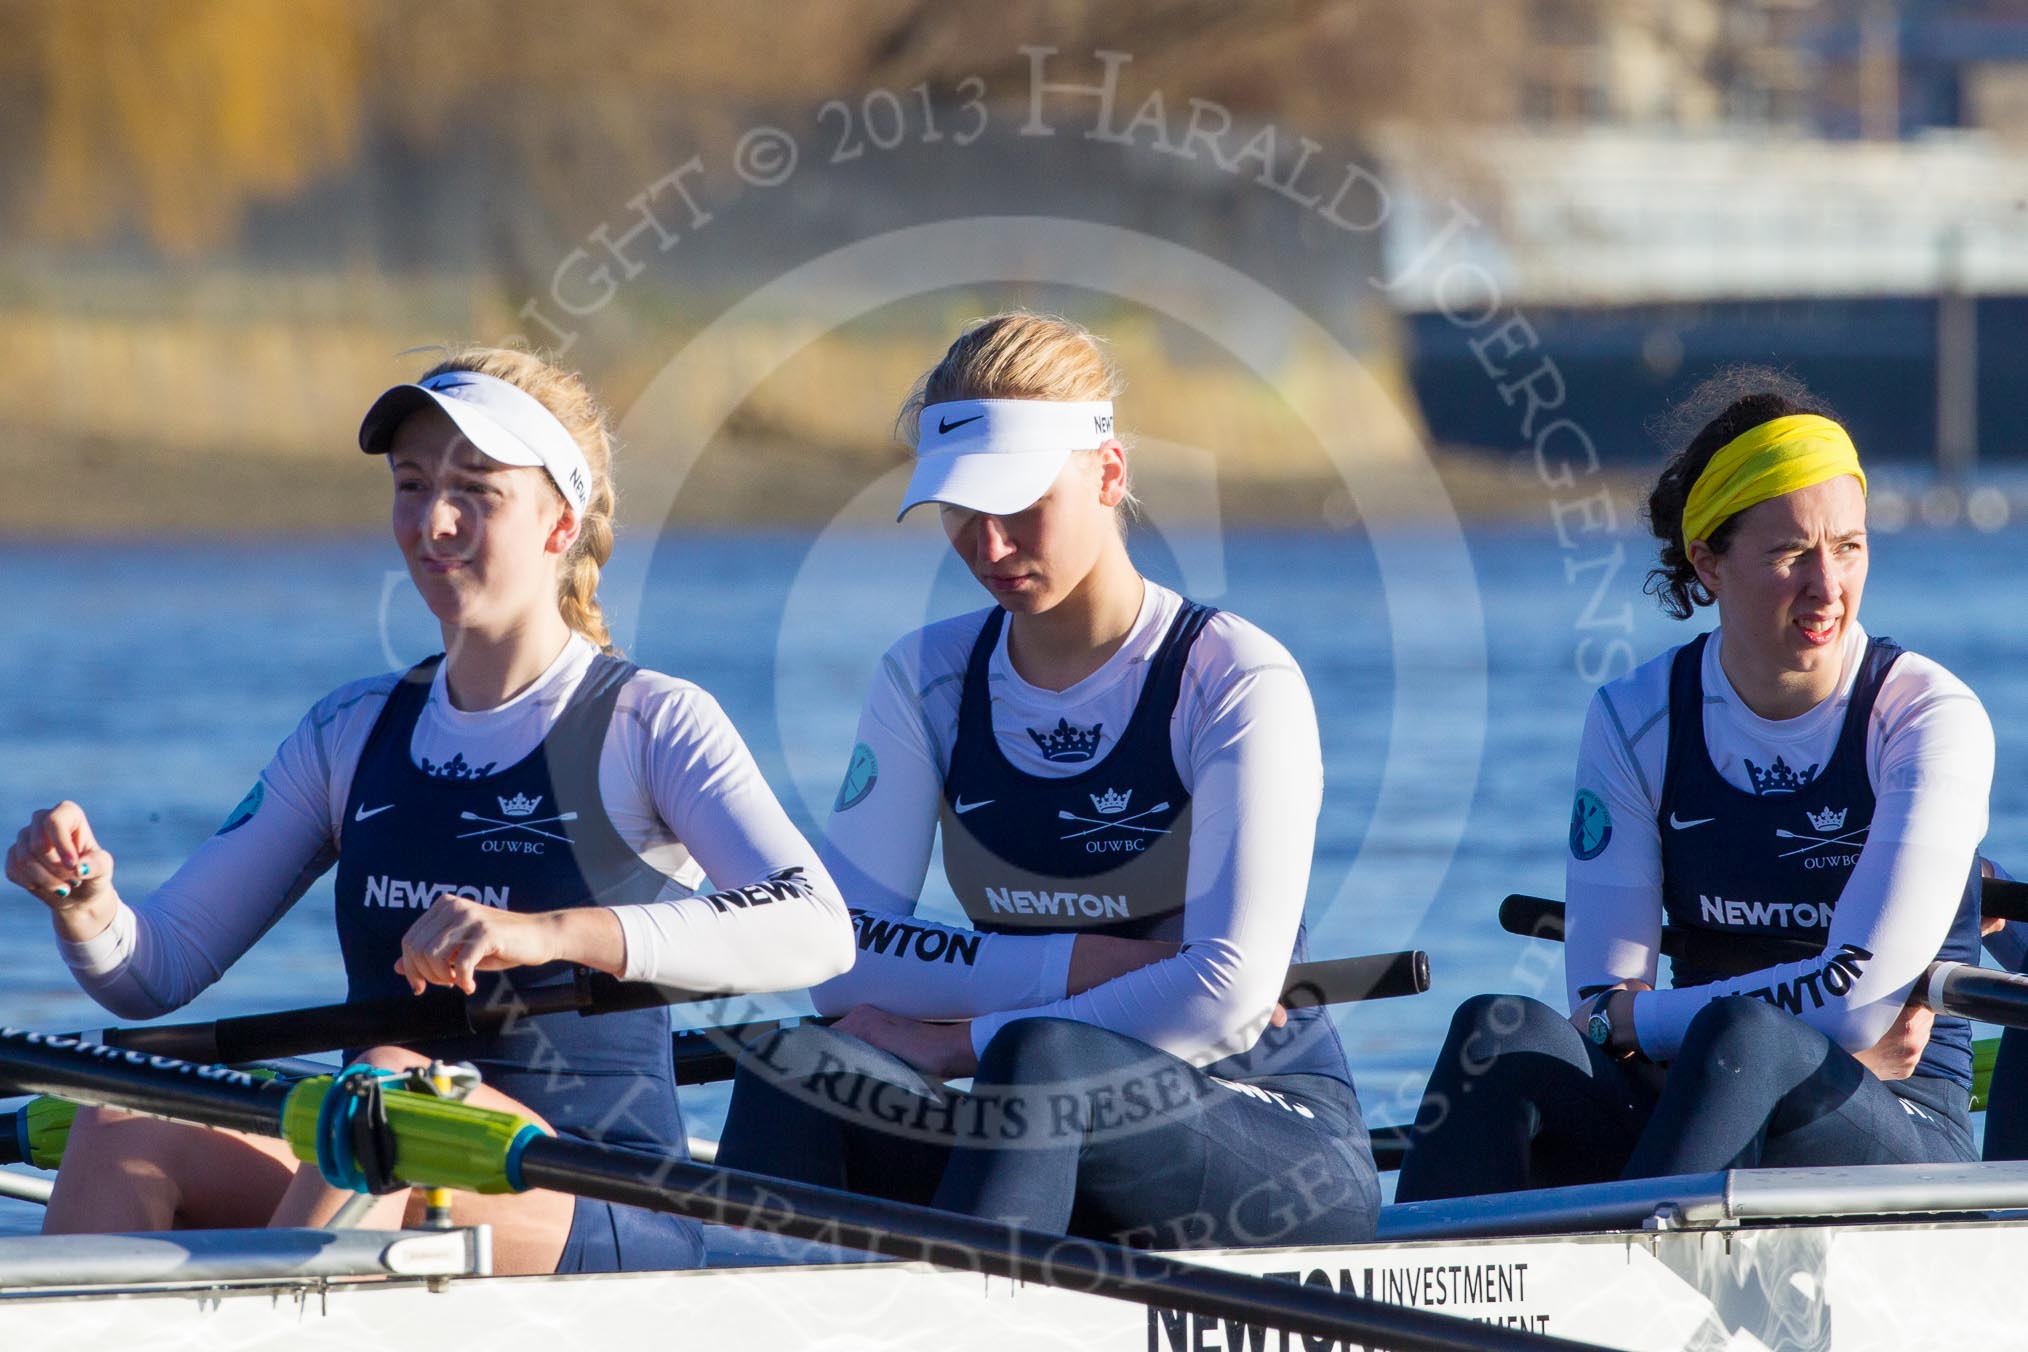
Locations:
546;502;581;557
1686;537;1721;596
1094;440;1128;509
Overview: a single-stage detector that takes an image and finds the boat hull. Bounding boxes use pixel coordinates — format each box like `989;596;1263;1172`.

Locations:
1;1216;2019;1351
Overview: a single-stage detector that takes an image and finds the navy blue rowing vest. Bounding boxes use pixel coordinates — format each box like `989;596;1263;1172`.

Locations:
1658;632;1980;1088
939;603;1351;1086
334;654;692;1148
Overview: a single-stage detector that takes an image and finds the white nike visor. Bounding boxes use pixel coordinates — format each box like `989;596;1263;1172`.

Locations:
897;399;1116;521
358;369;592;516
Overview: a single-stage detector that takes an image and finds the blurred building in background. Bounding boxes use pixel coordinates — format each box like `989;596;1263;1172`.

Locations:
1486;0;2028;139
1383;1;2028;475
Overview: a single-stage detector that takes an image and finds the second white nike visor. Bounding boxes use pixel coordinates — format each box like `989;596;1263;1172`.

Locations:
898;399;1115;521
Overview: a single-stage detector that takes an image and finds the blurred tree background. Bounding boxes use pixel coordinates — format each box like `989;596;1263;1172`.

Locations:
7;1;2026;532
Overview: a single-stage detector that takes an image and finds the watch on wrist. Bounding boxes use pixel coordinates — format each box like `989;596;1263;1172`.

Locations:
1587;1002;1614;1048
1587;992;1639;1061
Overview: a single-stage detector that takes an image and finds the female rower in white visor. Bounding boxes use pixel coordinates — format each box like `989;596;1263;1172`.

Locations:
5;347;853;1273
718;312;1379;1249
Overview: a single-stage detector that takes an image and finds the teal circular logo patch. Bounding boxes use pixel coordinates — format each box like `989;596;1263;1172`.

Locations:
1568;788;1611;861
834;743;878;813
216;781;265;836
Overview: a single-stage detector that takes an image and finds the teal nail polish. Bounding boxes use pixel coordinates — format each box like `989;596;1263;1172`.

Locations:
54;885;70;898
78;862;90;877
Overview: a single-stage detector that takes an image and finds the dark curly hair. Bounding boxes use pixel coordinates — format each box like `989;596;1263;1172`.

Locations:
1642;366;1841;619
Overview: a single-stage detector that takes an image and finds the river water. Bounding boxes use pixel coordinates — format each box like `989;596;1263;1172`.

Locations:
3;521;2023;1233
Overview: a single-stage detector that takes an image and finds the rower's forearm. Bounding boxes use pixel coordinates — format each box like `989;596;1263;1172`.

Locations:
1066;935;1179;995
549;907;628;976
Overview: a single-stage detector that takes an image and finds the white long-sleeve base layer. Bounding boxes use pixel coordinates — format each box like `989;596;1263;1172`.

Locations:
1565;623;1993;1061
815;582;1325;1068
59;635;853;1020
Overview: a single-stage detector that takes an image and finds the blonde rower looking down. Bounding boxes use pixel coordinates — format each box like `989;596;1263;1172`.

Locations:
719;312;1380;1249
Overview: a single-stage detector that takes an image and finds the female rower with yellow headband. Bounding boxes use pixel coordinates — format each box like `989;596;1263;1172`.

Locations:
1396;368;1990;1199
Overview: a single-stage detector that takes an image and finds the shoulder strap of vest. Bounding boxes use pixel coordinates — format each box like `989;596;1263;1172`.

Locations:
565;652;641;711
1140;601;1219;726
543;652;642;791
343;656;443;808
1829;635;1905;771
953;608;1008;753
1658;632;1711;816
397;654;444;695
375;654;444;741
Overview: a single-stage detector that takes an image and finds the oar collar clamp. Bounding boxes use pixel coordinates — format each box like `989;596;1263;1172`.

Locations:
315;1066;405;1195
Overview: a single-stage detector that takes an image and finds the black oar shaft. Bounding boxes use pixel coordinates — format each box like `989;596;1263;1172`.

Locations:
1506;877;2028;947
1503;894;1846;972
83;949;1427;1077
1283;950;1431;1007
514;1138;1602;1352
671;952;1430;1086
0;1029;290;1137
1988;877;2028;923
1929;964;2028;1026
1504;894;2028;1027
98;972;718;1065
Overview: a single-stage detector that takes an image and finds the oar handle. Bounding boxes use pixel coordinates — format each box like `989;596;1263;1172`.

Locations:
104;987;495;1063
1503;896;2028;1025
1506;875;2028;946
1496;893;1566;942
95;971;721;1066
1503;893;1860;973
1279;950;1430;1008
1923;962;2028;1027
1988;877;2028;923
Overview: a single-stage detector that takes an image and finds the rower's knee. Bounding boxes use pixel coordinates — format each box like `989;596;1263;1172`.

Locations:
1680;996;1801;1072
1448;993;1570;1063
351;1044;432;1072
975;1017;1141;1083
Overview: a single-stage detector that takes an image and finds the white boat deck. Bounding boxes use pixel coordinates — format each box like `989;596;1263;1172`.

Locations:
4;1167;2028;1350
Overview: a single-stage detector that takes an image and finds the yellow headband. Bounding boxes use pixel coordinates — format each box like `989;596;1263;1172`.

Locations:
1681;413;1866;545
